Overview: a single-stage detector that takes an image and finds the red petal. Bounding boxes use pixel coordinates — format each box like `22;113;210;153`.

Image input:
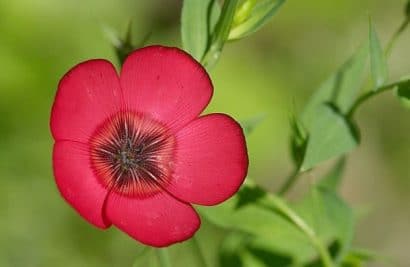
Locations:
105;192;200;247
51;60;122;142
120;46;213;132
53;141;110;228
167;114;248;205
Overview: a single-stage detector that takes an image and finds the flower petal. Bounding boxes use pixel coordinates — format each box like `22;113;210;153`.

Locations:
53;141;110;228
120;46;213;131
105;191;200;247
51;60;122;142
167;114;248;205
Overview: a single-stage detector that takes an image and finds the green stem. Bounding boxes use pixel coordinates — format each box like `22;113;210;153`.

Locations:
347;81;402;117
277;168;300;196
385;17;410;57
156;249;172;267
348;15;410;118
191;236;208;267
267;195;334;267
132;247;150;267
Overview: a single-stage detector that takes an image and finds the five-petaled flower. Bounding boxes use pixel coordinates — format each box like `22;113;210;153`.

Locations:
50;45;248;247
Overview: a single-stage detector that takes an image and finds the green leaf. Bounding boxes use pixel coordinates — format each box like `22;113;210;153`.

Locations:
317;157;346;191
200;182;353;265
240;114;266;136
395;78;410;108
244;246;293;267
209;0;221;35
218;231;294;267
292;187;354;267
301;104;359;171
302;44;368;126
342;248;397;267
218;233;248;267
229;0;286;40
181;0;219;61
212;0;238;45
369;18;388;90
202;0;238;69
198;184;317;263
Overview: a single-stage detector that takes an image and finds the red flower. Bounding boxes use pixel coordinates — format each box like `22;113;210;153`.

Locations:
50;45;248;247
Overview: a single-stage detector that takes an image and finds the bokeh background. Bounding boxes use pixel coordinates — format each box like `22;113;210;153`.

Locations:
0;0;409;266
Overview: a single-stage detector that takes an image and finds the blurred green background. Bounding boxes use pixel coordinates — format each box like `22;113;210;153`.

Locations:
0;0;409;266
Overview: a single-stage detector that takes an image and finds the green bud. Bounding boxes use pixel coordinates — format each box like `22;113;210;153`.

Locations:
289;116;308;168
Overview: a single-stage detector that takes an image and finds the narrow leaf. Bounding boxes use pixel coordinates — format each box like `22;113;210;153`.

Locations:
181;0;216;61
229;0;286;40
202;0;238;69
212;0;239;47
209;0;221;35
302;44;368;126
301;104;359;171
369;18;388;90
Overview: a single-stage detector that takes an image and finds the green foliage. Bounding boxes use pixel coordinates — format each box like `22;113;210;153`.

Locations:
219;232;294;267
296;187;354;265
302;44;368;127
181;0;220;61
202;0;238;69
369;19;388;90
185;0;286;68
229;0;286;40
395;78;410;108
301;104;359;171
341;248;397;267
199;181;354;266
199;184;314;264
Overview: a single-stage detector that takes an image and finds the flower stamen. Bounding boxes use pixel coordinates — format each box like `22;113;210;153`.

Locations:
90;111;175;197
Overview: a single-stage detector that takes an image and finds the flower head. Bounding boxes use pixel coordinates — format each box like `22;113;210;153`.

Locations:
50;45;248;247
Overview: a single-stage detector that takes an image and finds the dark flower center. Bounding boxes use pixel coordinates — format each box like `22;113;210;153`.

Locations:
89;112;175;197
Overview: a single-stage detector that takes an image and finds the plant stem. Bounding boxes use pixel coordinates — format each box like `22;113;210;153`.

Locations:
267;195;334;267
277;168;300;196
156;249;172;267
191;236;208;267
132;247;150;267
347;81;401;117
385;17;410;57
348;15;410;117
